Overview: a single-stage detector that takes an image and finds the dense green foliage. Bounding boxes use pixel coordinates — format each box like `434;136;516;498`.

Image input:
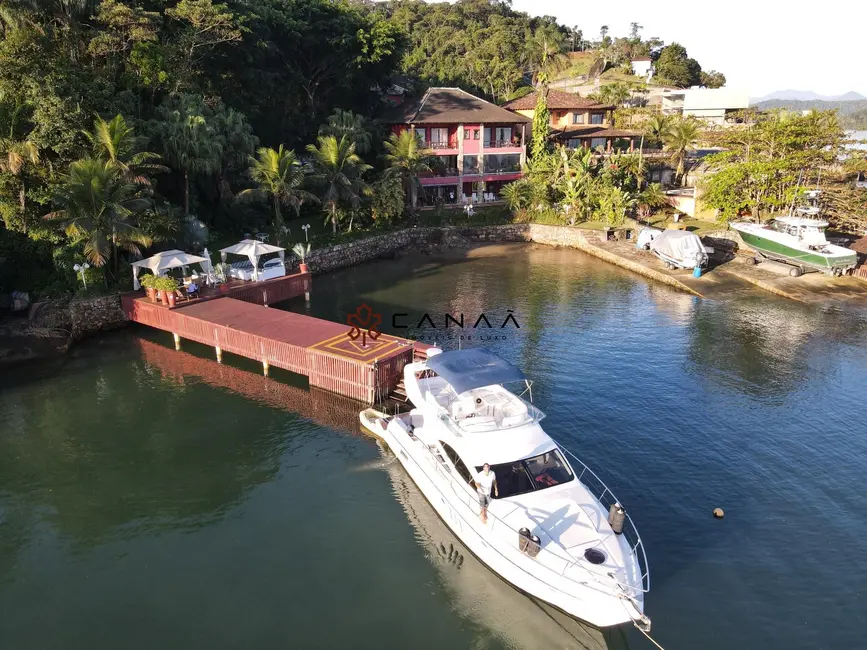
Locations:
701;111;851;223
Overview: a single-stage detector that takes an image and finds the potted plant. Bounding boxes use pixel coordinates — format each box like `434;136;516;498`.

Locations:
162;277;179;307
140;274;157;302
293;242;311;273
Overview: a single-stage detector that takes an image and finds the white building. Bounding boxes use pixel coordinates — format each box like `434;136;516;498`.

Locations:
660;88;750;125
631;57;653;79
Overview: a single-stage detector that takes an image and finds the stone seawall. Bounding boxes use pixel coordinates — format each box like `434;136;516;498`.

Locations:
302;224;700;296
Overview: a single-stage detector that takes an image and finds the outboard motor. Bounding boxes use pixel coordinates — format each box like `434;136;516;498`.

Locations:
608;503;626;535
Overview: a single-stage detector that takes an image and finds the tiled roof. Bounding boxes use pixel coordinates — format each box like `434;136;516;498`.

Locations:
503;89;612;111
379;87;530;125
552;125;639;138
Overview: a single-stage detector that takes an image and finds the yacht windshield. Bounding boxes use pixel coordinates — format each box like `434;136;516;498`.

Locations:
480;449;573;499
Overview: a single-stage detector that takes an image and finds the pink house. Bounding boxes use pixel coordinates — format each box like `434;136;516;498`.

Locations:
380;87;531;204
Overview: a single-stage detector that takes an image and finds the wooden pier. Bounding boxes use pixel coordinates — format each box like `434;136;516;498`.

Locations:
122;272;419;403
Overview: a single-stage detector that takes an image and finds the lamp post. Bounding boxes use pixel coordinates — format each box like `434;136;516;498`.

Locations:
301;223;310;242
73;262;90;289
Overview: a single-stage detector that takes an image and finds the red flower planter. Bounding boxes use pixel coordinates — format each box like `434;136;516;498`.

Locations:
146;287;157;302
299;263;309;273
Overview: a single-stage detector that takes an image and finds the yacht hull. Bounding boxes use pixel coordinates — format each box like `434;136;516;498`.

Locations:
359;409;644;629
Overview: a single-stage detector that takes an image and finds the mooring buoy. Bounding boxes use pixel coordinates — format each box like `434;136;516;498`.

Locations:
713;508;725;519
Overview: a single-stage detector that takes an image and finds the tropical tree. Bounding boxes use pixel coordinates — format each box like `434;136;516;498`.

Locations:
0;91;39;210
643;114;673;149
238;145;317;242
212;105;257;204
152;94;223;215
305;135;371;233
595;184;633;227
44;158;152;272
530;88;552;163
370;173;405;225
501;178;533;212
594;83;631;107
86;114;165;186
383;129;434;210
637;183;668;220
319;109;372;155
664;119;701;184
524;25;568;87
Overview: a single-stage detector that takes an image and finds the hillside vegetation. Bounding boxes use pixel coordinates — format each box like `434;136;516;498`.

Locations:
754;99;867;130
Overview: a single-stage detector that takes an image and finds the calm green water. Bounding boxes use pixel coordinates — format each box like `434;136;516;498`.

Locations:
2;243;867;650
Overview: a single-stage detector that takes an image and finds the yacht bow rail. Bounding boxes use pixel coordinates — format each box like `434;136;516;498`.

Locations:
552;440;651;595
388;419;649;604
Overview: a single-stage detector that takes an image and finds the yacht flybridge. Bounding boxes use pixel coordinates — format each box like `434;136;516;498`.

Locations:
360;348;651;631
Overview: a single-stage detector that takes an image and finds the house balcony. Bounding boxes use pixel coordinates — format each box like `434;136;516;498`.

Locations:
483;139;522;149
424;140;458;151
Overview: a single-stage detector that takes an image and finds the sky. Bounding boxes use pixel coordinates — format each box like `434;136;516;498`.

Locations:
510;0;864;99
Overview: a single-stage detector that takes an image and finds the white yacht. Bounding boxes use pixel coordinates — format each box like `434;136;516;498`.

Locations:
360;348;650;631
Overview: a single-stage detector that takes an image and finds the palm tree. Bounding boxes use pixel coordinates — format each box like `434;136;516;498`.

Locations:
0;91;39;211
214;106;258;204
44;158;152;273
86;114;166;186
319;109;372;155
643;114;673;150
153;95;223;215
305;135;371;233
238;146;318;242
524;25;569;87
664;119;701;184
383;129;435;211
636;183;668;221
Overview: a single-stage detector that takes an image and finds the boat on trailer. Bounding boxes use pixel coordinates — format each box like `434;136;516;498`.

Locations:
359;348;651;631
730;191;857;277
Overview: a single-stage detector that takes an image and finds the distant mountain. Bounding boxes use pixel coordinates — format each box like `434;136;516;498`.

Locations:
751;90;867;103
751;98;867;130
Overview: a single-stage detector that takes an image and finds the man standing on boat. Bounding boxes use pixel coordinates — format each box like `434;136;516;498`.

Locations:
473;464;498;524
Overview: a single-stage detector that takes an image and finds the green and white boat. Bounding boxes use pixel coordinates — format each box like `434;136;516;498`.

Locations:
731;202;858;277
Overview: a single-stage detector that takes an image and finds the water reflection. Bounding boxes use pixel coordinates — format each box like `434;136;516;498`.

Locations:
0;342;291;555
383;446;628;650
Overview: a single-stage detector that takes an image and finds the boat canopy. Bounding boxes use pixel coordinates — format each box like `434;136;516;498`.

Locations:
426;348;526;395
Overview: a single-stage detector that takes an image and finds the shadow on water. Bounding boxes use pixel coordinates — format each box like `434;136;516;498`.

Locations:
0;332;361;581
380;444;630;650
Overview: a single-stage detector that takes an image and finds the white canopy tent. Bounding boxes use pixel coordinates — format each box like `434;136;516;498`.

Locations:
131;249;209;290
219;239;285;281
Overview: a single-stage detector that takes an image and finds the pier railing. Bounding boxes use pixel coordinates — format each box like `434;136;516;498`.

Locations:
387;420;650;606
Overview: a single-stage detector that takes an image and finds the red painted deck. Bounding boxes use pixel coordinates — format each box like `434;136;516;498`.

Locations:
122;272;418;403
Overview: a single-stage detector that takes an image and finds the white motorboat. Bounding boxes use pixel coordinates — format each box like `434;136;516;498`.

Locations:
359;348;650;631
381;447;614;650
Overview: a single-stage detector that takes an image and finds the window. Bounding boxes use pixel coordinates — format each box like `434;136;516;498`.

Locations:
429;127;448;147
441;442;473;484
483;153;521;174
462;155;479;174
572;113;585;124
413;127;426;142
590;113;604;125
473;129;480;140
590;137;607;151
463;127;471;139
477;449;574;499
568;138;583;149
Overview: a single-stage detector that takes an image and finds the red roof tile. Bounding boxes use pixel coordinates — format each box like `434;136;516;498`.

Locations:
503;89;612;111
